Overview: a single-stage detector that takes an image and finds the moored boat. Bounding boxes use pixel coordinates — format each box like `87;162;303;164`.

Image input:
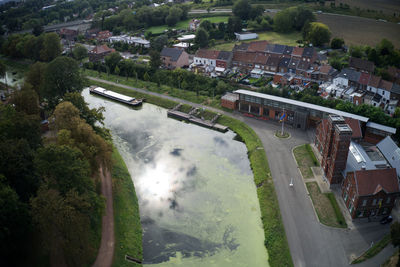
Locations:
89;86;143;106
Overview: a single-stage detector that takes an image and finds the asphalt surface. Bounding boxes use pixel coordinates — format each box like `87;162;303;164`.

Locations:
88;77;395;267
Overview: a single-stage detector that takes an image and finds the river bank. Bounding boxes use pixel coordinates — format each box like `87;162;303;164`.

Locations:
86;79;293;267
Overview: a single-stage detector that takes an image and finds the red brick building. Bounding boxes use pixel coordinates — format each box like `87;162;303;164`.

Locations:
221;93;239;110
342;168;399;219
88;45;115;62
315;115;352;185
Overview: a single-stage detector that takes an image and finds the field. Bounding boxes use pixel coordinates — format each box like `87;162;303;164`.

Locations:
146;16;229;34
333;0;400;15
211;31;301;50
317;13;400;48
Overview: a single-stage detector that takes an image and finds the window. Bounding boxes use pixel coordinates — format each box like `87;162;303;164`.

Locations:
386;197;391;204
358;210;364;218
372;199;377;206
362;199;367;206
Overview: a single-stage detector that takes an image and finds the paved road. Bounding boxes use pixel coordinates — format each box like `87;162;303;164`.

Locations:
88;77;395;266
92;165;115;267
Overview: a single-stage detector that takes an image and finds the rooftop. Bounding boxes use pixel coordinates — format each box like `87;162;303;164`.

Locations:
377;136;400;178
234;89;369;122
366;121;396;134
353;168;399;196
160;47;183;62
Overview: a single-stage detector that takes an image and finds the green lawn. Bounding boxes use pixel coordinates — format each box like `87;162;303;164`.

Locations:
293;144;319;179
212;31;301;50
306;182;347;228
146;16;230;34
87;78;293;267
111;147;143;267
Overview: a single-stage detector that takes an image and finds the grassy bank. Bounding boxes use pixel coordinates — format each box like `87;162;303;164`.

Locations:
89;80;293;266
85;69;222;108
293;144;319;179
352;234;391;264
306;182;347;228
111;147;143;267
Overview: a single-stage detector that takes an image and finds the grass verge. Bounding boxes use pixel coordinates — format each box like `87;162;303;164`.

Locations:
111;147;143;267
352;234;391;264
382;248;399;267
306;182;347;228
293;144;319;179
88;81;293;267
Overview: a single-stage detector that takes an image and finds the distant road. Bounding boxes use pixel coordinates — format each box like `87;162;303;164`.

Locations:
14;19;92;35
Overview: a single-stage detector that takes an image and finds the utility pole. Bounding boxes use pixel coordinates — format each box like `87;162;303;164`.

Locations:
281;108;285;136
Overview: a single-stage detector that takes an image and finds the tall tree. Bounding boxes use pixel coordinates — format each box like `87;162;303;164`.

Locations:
304;22;331;46
149;50;161;70
72;44;88;61
11;86;40;115
233;0;252;20
195;28;209;48
42;57;84;106
25;61;47;98
40;33;62;62
104;52;122;74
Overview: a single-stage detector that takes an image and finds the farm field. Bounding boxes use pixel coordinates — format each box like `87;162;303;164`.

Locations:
317;13;400;48
146;16;229;34
333;0;400;15
211;31;301;50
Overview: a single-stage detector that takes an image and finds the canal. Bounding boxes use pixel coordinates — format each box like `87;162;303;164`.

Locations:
83;88;269;266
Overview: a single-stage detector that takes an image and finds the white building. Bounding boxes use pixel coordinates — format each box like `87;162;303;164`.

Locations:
234;32;258;41
108;35;150;48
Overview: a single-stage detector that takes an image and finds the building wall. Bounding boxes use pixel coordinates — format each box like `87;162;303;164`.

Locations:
216;60;227;69
176;51;189;68
221;99;237;110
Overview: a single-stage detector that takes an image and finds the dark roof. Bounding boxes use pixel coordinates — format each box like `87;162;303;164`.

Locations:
297;61;310;71
266;55;280;67
353;169;399;196
338;68;361;82
265;44;275;53
391;83;400;95
373;93;382;103
379;80;393;91
349;57;375;73
318;53;327;62
217;51;232;61
283;46;293;55
288;57;300;70
302;47;314;58
161;47;184;61
279;57;290;68
272;44;285;54
254;53;268;65
233;43;250;52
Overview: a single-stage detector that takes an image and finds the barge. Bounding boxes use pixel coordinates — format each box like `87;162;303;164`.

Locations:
89;86;143;107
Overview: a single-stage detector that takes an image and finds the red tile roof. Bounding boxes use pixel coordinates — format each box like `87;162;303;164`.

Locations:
344;118;362;139
90;45;115;54
233;51;256;63
358;72;371;85
368;75;381;88
354;169;399;196
248;40;269;52
195;49;220;59
292;47;304;57
254;53;269;65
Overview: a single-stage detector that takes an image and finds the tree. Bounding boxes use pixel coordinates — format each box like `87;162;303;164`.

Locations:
195;28;209;48
40;33;62;62
274;9;294;33
350;45;364;58
249;5;264;20
391;221;400;267
32;24;44;36
104;52;122;74
151;35;168;52
11;87;40;115
166;7;183;26
149;50;161;70
233;0;252;20
304;22;331;46
25;61;47;98
293;6;315;31
394;107;400;119
42;57;84;106
72;44;88;61
331;37;344;49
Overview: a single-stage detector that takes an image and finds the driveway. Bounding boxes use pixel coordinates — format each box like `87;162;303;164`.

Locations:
88;77;395;266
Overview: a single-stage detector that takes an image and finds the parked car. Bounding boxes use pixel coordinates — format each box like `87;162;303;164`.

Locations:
380;215;393;224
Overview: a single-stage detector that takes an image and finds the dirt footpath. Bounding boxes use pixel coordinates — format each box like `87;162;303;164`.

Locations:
93;166;115;267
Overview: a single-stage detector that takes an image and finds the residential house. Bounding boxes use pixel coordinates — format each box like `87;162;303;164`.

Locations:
193;49;220;71
233;43;250;52
351;90;364;105
349;57;375;73
319;65;338;82
367;75;381;93
253;53;269;71
108;35;150;48
232;51;256;71
388;66;400;84
278;57;291;73
302;47;317;63
265;55;280;73
265;44;275;54
96;30;112;42
216;51;232;70
189;19;201;31
288;57;300;74
160;47;189;69
292;47;304;58
59;28;79;41
234;32;258;41
247;40;269;53
378;80;393;104
358;72;370;90
386;99;399;115
271;44;285;56
334;68;360;88
390;83;400;104
296;61;310;77
282;46;293;58
342;168;399;219
362;91;374;106
88;45;115;62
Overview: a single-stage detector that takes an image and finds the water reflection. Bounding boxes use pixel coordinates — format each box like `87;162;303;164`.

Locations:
83;89;269;266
